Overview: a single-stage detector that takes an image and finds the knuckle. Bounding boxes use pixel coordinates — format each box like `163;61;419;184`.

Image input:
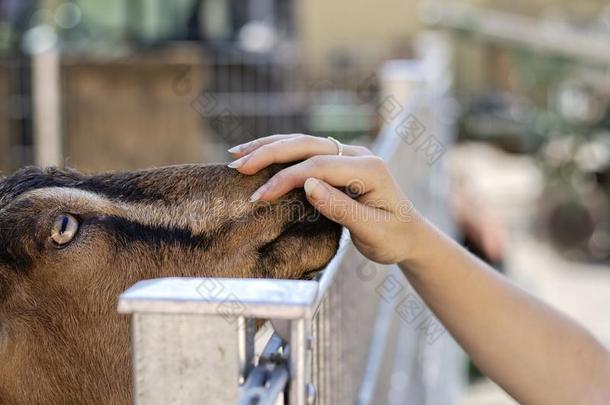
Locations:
270;170;286;186
278;168;302;189
366;156;388;172
255;144;272;158
358;146;373;155
274;138;291;149
248;145;272;165
296;134;314;145
307;155;327;168
263;142;283;156
257;142;271;152
270;138;297;157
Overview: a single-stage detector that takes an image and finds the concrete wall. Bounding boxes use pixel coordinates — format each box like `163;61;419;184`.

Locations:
61;44;221;173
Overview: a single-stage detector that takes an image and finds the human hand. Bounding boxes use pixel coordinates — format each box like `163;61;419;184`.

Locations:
227;134;421;265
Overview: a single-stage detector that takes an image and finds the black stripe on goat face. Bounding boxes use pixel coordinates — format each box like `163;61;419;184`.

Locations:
0;164;341;279
0;164;250;274
0;189;220;276
93;215;219;253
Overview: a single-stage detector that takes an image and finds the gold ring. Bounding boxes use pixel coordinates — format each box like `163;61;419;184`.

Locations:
327;136;343;156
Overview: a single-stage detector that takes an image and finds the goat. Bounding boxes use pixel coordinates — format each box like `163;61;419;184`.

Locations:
0;164;341;405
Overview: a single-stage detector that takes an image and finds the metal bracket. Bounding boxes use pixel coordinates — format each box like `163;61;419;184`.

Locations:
237;333;290;405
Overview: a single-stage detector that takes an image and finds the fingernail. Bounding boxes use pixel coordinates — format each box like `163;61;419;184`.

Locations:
304;178;326;200
228;140;253;154
249;184;268;202
227;156;247;168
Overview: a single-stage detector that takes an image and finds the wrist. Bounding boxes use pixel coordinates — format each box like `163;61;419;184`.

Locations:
397;210;436;276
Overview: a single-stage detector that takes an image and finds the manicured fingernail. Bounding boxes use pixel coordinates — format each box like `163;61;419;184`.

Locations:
249;184;268;202
228;141;253;154
304;178;326;200
227;156;247;168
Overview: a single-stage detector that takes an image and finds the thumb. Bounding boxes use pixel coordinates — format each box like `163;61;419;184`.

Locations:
304;177;378;233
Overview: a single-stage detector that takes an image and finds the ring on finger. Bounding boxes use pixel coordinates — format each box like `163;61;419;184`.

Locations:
327;136;344;156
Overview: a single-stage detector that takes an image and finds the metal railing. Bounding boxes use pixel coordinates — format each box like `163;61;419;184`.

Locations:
118;33;462;405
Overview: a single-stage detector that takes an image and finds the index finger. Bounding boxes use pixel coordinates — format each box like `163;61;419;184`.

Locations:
230;135;372;175
228;134;302;157
249;155;392;203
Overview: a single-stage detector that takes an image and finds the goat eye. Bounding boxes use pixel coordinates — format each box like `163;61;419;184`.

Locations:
50;214;79;246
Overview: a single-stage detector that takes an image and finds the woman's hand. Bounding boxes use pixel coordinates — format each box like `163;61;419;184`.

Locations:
227;134;421;265
229;135;610;405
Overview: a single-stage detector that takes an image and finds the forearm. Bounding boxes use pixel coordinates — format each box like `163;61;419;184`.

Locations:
399;213;610;405
226;134;610;402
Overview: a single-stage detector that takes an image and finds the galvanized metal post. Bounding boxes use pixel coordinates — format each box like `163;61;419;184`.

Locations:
31;35;62;167
289;318;307;405
237;317;256;385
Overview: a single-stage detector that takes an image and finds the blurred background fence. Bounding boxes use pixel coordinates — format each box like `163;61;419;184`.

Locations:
0;0;399;172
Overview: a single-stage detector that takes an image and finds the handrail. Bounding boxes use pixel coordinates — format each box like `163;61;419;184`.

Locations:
118;277;319;319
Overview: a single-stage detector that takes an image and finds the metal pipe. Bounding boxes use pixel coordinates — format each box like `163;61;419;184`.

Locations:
32;43;62;167
289;319;307;405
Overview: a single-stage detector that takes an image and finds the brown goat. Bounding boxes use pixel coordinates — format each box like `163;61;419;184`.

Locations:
0;164;341;405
